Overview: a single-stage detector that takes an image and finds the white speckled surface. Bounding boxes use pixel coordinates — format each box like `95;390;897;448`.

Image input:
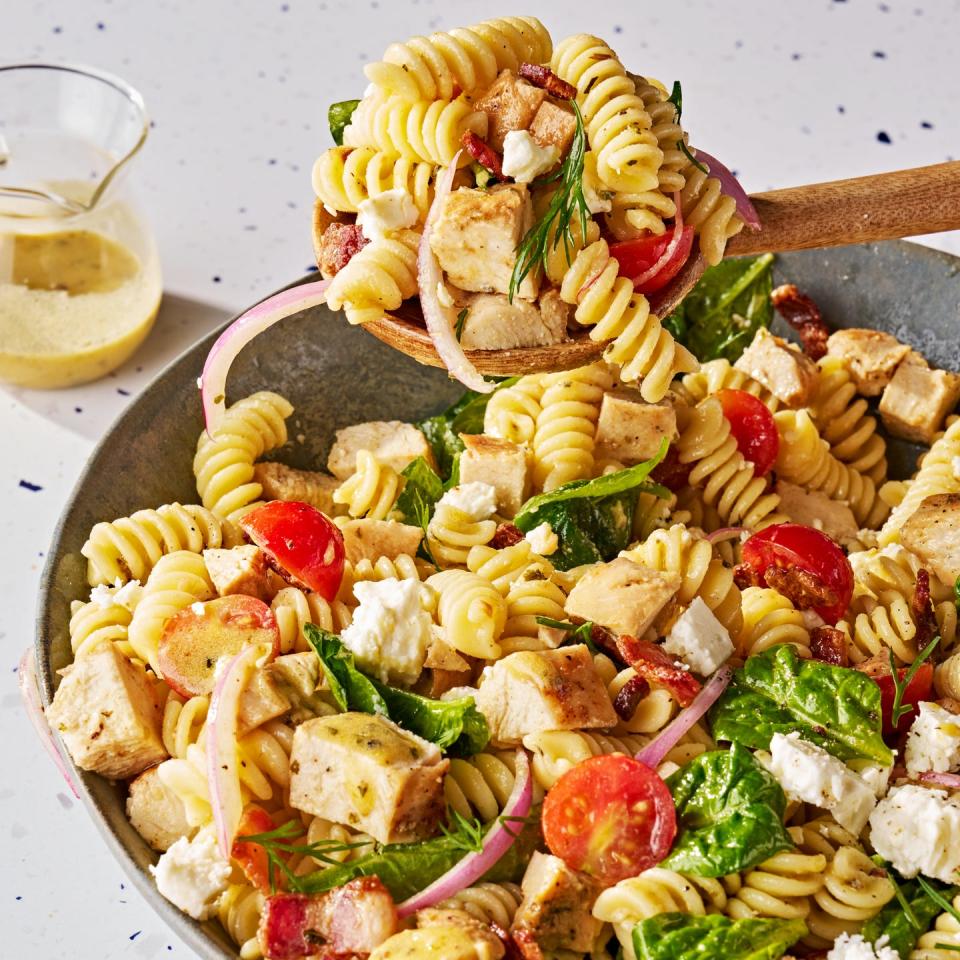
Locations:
2;0;958;956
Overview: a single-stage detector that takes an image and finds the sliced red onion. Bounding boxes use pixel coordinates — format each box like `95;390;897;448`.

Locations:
691;150;761;231
18;647;80;799
418;151;493;394
630;192;685;289
208;643;273;857
706;527;747;545
396;748;532;916
200;279;331;435
635;665;733;770
919;771;960;789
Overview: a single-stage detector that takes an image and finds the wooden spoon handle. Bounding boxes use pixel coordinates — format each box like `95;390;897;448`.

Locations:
726;160;960;257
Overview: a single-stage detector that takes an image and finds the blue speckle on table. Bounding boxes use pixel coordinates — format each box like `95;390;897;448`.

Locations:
15;896;22;901
129;931;141;941
281;2;289;9
613;24;623;34
305;264;319;273
791;52;802;60
52;25;62;33
876;131;892;144
838;105;846;114
878;2;890;10
117;388;130;397
212;275;222;283
921;121;934;129
96;21;105;30
74;406;83;413
268;158;278;166
18;480;42;492
872;50;886;58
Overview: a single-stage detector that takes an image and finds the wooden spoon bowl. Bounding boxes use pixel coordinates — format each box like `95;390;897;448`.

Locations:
314;161;960;377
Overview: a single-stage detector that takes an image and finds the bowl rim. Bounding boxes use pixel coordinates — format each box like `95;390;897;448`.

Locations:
33;238;960;957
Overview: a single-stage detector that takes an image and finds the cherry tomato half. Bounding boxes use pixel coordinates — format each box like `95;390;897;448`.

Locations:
873;662;935;736
240;500;345;601
717;389;780;476
542;754;676;886
233;805;280;893
741;523;854;624
609;226;695;295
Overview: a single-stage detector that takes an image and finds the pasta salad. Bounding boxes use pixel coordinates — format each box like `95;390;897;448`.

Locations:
43;15;960;960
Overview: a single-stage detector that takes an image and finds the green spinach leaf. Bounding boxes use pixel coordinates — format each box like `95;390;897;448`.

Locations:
392;456;444;538
664;254;775;363
328;99;361;146
660;743;793;877
305;626;489;756
710;644;893;765
512;441;669;570
632;913;806;960
862;877;958;958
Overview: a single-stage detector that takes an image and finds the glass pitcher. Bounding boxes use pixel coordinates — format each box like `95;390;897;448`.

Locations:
0;63;162;389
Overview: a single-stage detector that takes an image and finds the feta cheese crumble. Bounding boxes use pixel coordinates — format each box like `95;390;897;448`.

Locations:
90;578;143;611
905;701;960;774
768;732;878;833
501;130;560;184
356;188;418;241
661;597;733;676
525;522;558;556
151;828;231;920
437;482;498;521
827;932;900;960
868;784;960;882
341;578;433;685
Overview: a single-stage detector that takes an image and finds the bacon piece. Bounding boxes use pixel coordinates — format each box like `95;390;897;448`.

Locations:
232;806;282;894
771;283;830;361
612;672;651;721
810;626;849;666
761;565;840;613
615;634;702;707
258;878;398;960
318;221;369;278
491;522;525;549
650;445;692;493
518;63;577;100
461;130;504;178
911;568;938;650
511;927;545;960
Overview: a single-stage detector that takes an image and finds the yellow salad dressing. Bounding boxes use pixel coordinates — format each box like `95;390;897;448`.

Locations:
0;185;162;389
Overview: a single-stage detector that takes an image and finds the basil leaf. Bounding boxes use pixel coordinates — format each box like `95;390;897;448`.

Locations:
710;644;893;765
862;878;958;958
665;254;775;363
328;99;360;146
513;441;670;571
305;626;489;756
661;743;793;877
415;380;519;482
632;913;806;960
393;456;443;529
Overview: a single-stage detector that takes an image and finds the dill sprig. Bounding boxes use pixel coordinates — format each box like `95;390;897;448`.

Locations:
536;616;595;645
679;139;709;176
667;80;683;122
508;100;589;302
888;634;940;726
455;307;468;342
918;876;960;925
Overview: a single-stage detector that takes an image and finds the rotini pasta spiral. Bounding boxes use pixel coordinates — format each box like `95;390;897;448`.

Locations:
437;883;523;928
679;157;744;267
82;502;229;586
811;356;888;484
427;569;507;659
68;597;136;661
483;374;545;445
427;503;497;568
312;146;434;219
193;391;294;521
364;16;552;102
559;241;697;398
128;551;215;673
593;654;679;736
594;869;730;960
677;397;786;530
340;553;433;605
623;524;743;636
737;587;812;659
271;586;353;654
161;692;209;760
550;34;662;193
542;201;601;285
333;450;403;520
217;882;265;960
842;590;919;665
913;891;960;958
775;409;888;528
325;228;420;327
444;750;540;821
880;417;960;546
726;828;826;921
935;650;960;701
532;362;613;491
467;541;553;595
344;95;485;167
288;816;373;874
675;358;779;411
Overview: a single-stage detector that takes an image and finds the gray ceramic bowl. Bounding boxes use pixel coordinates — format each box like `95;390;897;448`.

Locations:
36;240;960;958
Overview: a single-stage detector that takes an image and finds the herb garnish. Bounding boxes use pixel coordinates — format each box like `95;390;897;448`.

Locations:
888;634;940;727
679;139;709;175
455;307;468;342
954;575;960;611
536;616;596;648
877;858;921;930
667;80;683;121
508;100;589;302
918;876;960;925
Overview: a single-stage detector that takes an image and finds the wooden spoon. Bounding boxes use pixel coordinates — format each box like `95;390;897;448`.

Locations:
318;160;960;376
